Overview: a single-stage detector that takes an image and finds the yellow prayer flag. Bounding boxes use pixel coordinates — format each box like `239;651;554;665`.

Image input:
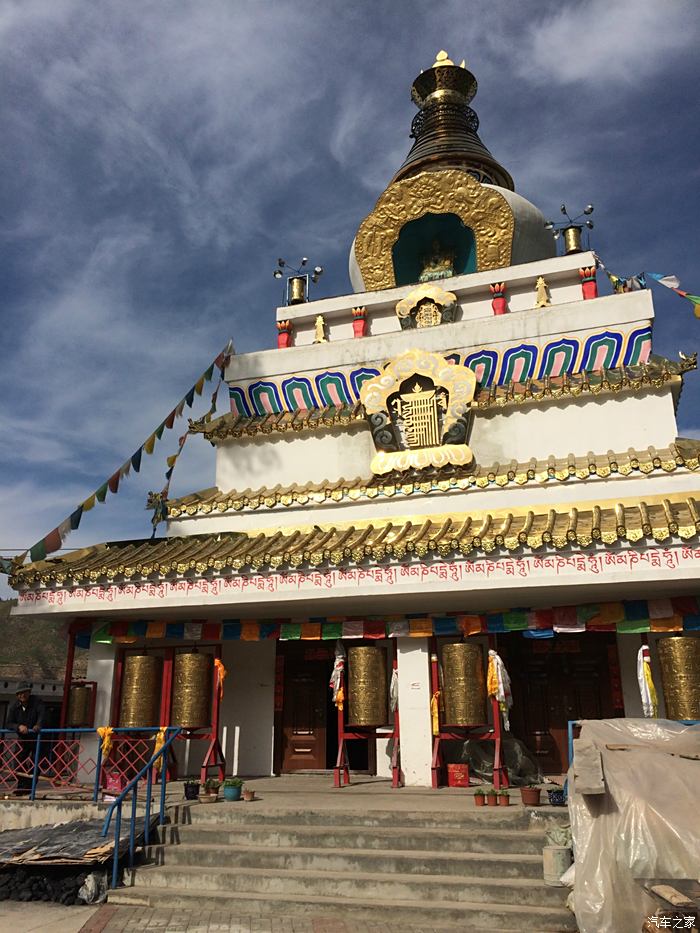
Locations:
409;619;433;637
82;495;96;513
194;376;205;396
143;434;157;455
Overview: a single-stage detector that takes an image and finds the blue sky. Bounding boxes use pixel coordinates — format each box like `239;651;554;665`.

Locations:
1;0;699;588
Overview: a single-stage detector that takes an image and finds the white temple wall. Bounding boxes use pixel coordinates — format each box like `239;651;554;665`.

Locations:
79;636;117;771
219;640;276;777
215;427;375;492
395;637;433;786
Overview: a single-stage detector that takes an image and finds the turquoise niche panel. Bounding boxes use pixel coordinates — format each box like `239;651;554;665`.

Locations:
581;331;623;372
499;345;538;385
315;371;351;408
464;350;498;387
248;381;283;415
538;339;579;378
623;326;652;365
282;377;318;411
391;212;476;287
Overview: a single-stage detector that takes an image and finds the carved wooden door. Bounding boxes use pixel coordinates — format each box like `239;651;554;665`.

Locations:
507;635;615;774
281;659;328;771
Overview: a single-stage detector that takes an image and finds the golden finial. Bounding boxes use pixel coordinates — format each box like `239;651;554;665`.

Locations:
432;51;466;69
313;314;327;343
535;276;551;308
433;50;454;67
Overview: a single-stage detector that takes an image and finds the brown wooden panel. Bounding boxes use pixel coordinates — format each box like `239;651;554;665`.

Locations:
281;657;328;772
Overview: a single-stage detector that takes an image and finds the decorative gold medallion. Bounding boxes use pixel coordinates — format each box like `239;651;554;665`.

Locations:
360;349;476;474
395;284;458;330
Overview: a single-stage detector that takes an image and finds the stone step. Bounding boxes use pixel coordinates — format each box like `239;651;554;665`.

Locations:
109;884;578;931
159;822;547;855
146;841;545;879
127;863;567;908
181;803;563;830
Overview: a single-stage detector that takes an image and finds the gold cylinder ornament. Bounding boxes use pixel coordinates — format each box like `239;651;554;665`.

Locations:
119;654;162;728
170;652;213;729
288;275;307;304
66;684;93;728
347;646;388;726
658;636;700;721
442;642;486;725
563;225;583;255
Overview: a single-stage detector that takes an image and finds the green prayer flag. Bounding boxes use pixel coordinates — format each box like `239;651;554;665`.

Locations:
280;622;302;640
321;622;343;639
616;619;650;634
503;611;528;631
93;624;113;644
95;483;108;503
30;539;47;562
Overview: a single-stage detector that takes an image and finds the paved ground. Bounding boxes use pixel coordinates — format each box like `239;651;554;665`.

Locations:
79;905;452;933
0;901;98;932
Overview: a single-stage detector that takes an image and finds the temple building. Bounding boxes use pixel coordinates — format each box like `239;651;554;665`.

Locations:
9;52;700;787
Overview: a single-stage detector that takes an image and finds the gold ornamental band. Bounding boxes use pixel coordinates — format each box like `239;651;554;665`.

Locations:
442;642;486;725
347;646;388;726
119;654;162;728
170;652;213;729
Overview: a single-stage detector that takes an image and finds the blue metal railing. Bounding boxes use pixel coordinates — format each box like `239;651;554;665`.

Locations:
100;727;181;889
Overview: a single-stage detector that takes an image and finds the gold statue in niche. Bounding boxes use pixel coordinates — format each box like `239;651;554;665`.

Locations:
313;315;327;343
535;276;551;308
419;239;455;283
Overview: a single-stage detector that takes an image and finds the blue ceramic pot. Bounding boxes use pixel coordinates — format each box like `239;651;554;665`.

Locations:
223;785;242;801
547;788;566;807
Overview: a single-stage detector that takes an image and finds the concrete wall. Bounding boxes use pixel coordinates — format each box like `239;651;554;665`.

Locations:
219;640;276;777
396;637;432;786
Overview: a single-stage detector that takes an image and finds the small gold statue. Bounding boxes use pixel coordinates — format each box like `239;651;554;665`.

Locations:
313;314;327;343
419;239;455;283
535;276;551;308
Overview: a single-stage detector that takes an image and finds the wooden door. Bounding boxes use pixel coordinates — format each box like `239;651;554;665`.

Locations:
281;657;329;771
506;635;616;774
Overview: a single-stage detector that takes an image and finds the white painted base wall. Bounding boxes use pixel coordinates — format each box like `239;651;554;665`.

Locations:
219;639;276;777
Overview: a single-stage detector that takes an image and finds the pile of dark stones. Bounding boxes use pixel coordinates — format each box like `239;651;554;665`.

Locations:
0;866;89;904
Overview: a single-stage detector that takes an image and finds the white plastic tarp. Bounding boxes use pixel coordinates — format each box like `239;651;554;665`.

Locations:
568;719;700;933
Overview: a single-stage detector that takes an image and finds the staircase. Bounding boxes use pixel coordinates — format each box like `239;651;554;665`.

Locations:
109;802;577;931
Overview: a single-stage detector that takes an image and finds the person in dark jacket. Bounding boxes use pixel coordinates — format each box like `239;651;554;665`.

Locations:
6;682;44;795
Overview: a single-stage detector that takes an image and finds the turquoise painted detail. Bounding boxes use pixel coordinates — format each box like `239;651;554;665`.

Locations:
623;326;652;365
581;331;623;371
281;376;317;411
391;213;476;287
499;345;538;385
315;371;351;408
350;368;380;400
464;350;498;387
249;381;283;414
538;339;579;378
228;386;252;417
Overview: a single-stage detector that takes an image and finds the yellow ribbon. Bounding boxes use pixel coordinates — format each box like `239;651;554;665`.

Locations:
643;659;658;718
486;654;499;698
430;690;440;736
335;685;344;711
152;726;167;773
214;659;227;700
97;726;113;760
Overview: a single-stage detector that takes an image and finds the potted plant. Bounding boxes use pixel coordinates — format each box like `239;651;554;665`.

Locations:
520;784;542;806
201;778;220;803
547;787;566;807
242;786;255;802
486;787;498;807
473;788;485;807
223;778;243;802
498;789;510;807
183;779;200;801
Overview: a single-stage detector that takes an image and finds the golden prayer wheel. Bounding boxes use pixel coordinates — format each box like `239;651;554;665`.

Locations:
442;642;486;725
563;225;583;255
170;652;213;729
119;654;162;728
288;275;307;304
66;684;93;728
658;636;700;721
347;646;388;726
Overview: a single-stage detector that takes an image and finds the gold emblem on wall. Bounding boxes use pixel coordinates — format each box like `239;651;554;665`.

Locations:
360;349;477;474
395;283;458;330
354;168;515;292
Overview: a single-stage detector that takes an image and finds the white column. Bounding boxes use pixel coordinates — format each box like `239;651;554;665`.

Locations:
396;637;432;786
219;640;276;776
79;635;117;771
616;632;667;719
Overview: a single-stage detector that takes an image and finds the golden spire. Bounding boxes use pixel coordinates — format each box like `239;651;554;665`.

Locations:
432;50;466;69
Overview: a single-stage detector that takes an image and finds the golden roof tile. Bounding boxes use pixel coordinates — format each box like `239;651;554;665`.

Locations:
13;492;700;589
165;439;700;518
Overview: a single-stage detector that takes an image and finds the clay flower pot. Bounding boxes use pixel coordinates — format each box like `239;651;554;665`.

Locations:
243;788;255;802
520;786;542;806
486;793;498;807
473;793;485;807
498;793;510;807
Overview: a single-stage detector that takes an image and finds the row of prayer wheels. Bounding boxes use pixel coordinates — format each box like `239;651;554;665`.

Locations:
117;652;214;728
346;643;486;726
99;637;699;731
